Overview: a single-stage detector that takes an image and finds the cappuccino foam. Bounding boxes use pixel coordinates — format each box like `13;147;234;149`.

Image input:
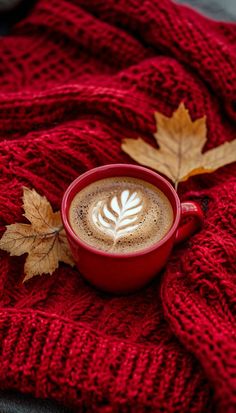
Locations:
68;177;174;253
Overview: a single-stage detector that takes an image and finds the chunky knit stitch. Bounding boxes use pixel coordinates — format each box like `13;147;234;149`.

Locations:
0;0;235;412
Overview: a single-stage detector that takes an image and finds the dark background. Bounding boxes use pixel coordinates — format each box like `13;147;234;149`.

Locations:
178;0;236;20
0;0;236;35
0;0;235;412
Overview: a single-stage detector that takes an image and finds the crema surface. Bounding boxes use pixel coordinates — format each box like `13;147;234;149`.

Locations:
69;177;174;253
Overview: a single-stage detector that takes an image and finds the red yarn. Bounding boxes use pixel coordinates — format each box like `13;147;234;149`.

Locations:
0;0;236;412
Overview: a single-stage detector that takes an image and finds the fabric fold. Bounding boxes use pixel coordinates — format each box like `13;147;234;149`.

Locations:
0;0;235;411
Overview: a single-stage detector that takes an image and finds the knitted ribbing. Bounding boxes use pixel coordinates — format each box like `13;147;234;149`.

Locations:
0;0;235;412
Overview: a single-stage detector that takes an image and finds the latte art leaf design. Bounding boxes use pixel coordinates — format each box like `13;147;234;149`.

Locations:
92;190;143;242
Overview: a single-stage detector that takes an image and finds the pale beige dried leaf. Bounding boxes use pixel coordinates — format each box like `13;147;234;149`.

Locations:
0;223;38;256
153;103;207;158
0;188;74;282
23;187;56;232
23;235;60;281
199;139;236;171
122;102;236;187
122;138;174;180
178;139;236;181
23;229;74;282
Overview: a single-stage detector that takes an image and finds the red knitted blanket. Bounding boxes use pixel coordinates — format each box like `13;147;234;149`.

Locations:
0;0;236;412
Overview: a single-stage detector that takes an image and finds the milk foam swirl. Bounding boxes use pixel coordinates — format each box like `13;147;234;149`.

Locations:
92;190;143;241
69;177;174;253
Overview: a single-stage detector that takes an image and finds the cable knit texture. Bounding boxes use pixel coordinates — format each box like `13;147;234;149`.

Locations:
0;0;235;412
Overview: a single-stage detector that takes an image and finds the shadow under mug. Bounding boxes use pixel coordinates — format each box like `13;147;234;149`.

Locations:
61;164;203;293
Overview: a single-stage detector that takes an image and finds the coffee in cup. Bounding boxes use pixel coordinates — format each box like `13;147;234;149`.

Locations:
68;176;174;254
62;164;203;293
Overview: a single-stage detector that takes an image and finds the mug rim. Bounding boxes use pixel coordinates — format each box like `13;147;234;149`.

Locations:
61;164;181;258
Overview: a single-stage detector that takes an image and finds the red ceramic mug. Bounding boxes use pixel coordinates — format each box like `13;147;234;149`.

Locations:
61;164;203;293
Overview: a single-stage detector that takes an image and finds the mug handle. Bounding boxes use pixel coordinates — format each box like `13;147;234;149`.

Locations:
175;201;204;244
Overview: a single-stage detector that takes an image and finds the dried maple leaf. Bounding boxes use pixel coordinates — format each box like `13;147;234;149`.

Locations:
122;103;236;188
0;187;74;282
